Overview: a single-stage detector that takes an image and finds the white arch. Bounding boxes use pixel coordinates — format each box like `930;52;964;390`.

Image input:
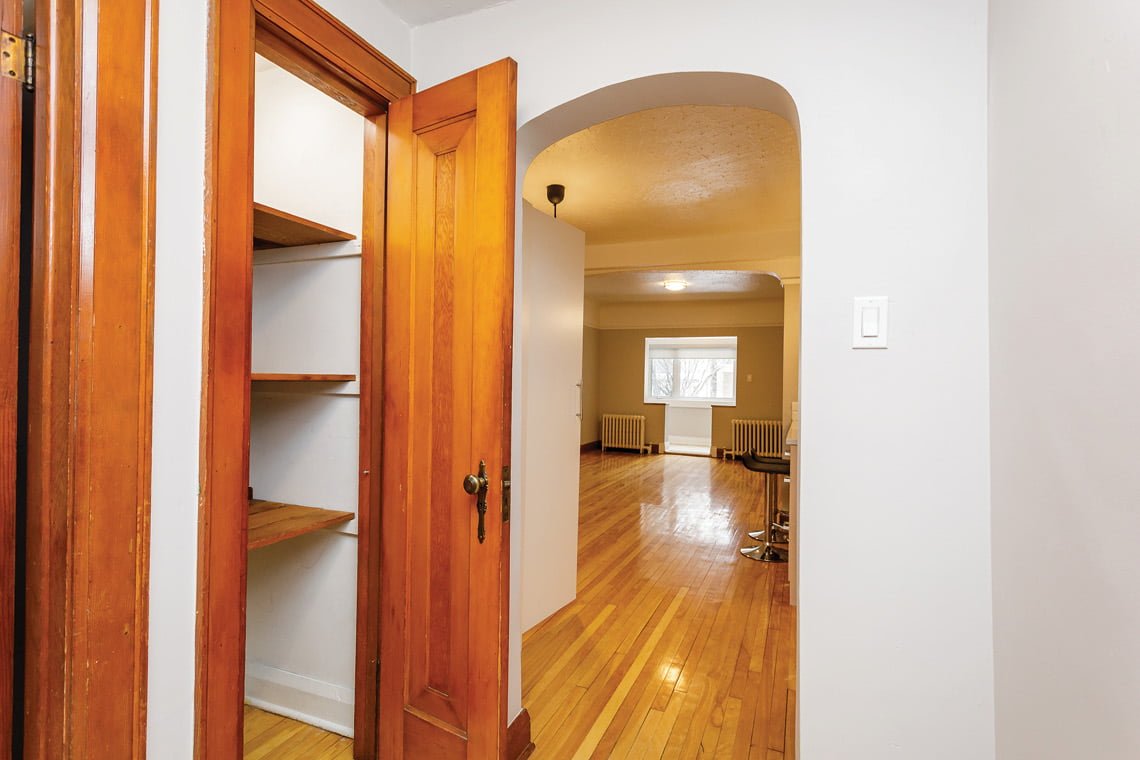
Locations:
517;71;800;169
507;70;803;722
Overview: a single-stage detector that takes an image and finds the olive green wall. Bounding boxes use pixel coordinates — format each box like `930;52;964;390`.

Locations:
581;325;600;444
593;326;783;452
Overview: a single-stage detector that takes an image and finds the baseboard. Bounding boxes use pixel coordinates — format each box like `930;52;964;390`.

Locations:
593;441;660;454
245;660;354;737
507;708;535;760
667;435;713;447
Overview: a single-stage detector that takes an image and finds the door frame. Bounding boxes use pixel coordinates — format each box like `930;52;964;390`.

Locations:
22;0;160;756
196;1;413;757
1;0;24;752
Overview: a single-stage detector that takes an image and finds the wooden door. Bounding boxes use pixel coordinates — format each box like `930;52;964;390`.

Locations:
1;0;25;752
380;58;516;759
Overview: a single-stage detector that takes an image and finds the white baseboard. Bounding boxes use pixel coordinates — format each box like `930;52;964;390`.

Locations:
667;435;713;447
245;661;354;737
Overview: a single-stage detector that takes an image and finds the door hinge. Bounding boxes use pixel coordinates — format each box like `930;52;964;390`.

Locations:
501;465;511;523
1;31;34;91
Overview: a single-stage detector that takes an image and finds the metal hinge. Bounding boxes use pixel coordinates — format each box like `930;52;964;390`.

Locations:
501;465;511;523
1;31;34;91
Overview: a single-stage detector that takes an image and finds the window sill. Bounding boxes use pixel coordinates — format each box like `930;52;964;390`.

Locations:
643;400;737;408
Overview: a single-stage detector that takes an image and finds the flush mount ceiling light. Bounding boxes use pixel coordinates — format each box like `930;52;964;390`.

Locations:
663;277;688;292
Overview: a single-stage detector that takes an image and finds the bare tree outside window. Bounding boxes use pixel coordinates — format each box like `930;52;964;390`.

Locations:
650;358;674;399
644;337;738;405
677;357;734;399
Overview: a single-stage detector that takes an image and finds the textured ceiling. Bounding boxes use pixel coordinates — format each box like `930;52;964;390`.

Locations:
585;270;783;303
524;105;800;245
379;0;511;25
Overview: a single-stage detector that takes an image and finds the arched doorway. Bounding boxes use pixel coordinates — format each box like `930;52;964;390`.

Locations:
508;72;803;756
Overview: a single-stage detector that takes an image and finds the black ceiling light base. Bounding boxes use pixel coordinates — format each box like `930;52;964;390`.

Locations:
546;184;565;218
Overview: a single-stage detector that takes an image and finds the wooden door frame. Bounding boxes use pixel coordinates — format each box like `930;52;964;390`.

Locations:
196;1;413;757
1;0;24;753
22;0;159;757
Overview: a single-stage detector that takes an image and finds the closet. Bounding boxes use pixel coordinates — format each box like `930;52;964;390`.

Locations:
243;54;367;737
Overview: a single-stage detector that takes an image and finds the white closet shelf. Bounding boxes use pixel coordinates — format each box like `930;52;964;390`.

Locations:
252;202;356;250
248;499;354;550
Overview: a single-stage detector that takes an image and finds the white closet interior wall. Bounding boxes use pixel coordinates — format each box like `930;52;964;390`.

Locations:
245;55;365;736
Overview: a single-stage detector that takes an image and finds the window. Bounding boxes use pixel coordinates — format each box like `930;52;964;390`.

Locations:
644;336;738;405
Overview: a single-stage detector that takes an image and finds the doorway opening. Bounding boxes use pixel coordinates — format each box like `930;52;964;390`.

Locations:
240;53;368;755
512;74;802;756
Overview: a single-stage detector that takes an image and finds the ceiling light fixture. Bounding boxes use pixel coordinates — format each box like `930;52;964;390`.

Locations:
663;278;688;292
546;184;565;218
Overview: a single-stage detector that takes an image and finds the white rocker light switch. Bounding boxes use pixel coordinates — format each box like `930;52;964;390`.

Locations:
853;296;889;349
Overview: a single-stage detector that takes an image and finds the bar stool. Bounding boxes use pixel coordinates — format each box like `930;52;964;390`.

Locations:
738;452;790;563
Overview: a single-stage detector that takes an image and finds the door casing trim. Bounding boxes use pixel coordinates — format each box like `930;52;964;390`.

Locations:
23;0;159;756
196;1;413;757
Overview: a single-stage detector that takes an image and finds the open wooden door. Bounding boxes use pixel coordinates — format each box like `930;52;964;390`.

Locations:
380;58;517;759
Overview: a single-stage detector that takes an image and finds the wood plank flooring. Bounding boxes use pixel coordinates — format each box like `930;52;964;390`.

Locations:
242;452;795;759
243;706;352;759
523;452;796;760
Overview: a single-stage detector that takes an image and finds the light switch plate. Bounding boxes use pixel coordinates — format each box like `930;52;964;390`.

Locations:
853;296;889;349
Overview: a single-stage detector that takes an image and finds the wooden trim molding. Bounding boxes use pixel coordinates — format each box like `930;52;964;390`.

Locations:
195;0;255;756
580;440;602;453
197;1;412;757
254;0;413;111
1;0;24;751
351;109;388;760
507;708;536;760
24;0;158;756
23;4;80;754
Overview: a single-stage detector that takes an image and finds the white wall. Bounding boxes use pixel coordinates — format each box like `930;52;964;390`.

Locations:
318;0;412;71
518;204;586;631
413;2;995;756
148;2;408;753
254;58;365;235
148;0;209;751
989;2;1140;758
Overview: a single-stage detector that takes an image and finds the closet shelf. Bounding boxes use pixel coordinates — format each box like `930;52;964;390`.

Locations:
248;499;354;550
252;202;357;250
250;373;357;383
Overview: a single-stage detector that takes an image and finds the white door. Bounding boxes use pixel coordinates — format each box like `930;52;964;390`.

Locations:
518;203;585;630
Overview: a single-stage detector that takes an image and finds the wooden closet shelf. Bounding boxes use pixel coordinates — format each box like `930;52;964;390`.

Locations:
252;202;357;250
248;499;354;550
250;373;357;383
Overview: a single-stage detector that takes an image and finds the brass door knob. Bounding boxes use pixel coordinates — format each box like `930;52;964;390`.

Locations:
463;473;485;495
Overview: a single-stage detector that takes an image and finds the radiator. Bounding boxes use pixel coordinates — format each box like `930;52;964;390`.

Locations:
600;414;649;454
729;419;783;459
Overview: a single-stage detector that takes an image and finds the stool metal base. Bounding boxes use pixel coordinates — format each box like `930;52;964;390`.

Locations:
747;544;787;563
740;543;787;562
747;529;765;541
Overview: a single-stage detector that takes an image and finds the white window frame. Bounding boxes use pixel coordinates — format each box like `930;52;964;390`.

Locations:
643;336;738;407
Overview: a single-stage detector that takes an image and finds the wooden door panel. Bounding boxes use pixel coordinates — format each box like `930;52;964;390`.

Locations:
407;116;476;731
381;58;516;760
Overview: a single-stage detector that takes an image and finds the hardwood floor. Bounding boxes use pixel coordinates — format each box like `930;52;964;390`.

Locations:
242;452;795;758
244;706;353;759
523;451;796;759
